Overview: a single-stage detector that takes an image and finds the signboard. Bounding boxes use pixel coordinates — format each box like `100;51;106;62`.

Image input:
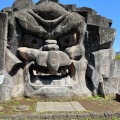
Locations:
0;75;4;84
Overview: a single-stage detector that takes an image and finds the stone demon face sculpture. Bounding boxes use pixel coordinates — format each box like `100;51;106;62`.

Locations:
13;1;90;97
1;0;116;100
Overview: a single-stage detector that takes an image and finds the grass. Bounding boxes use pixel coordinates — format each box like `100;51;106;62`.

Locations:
0;95;119;116
115;55;120;59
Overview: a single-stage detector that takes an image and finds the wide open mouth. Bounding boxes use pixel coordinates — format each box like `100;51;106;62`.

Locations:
25;62;76;88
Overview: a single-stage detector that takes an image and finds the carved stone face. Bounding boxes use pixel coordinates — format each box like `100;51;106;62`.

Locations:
7;1;91;97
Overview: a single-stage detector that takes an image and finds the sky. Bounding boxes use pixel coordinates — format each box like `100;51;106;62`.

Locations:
0;0;119;52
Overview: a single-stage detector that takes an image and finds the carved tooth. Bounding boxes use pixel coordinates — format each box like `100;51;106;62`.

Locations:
34;77;42;85
60;79;65;86
65;76;72;85
66;69;69;73
53;80;60;86
57;73;61;76
33;70;37;75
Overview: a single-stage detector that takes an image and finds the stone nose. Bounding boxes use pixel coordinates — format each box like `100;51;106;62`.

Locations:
36;51;71;72
47;51;59;72
42;40;59;51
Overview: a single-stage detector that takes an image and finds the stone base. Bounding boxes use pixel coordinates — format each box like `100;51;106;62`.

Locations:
32;87;75;97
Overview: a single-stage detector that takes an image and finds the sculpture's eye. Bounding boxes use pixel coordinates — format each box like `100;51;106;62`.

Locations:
65;39;69;44
23;34;44;49
57;32;79;50
32;39;37;44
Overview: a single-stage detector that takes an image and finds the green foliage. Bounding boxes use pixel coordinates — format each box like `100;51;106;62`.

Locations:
115;55;120;59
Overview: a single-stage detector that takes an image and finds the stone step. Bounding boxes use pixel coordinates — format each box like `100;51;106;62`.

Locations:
36;102;86;112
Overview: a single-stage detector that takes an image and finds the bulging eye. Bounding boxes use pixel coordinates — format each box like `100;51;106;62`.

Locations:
65;39;69;44
57;32;79;50
23;34;44;49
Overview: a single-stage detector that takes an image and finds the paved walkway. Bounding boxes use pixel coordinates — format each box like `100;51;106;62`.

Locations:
36;101;86;112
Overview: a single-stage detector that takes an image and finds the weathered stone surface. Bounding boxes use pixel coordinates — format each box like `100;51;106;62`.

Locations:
43;44;59;51
0;71;13;101
109;60;120;78
11;84;24;98
11;113;27;120
76;7;97;16
90;49;115;78
76;113;91;119
86;64;105;97
37;0;58;5
67;114;77;119
87;15;111;27
65;45;84;60
27;112;40;119
45;40;57;44
53;113;66;119
5;48;21;73
66;4;77;12
12;0;35;11
116;112;120;118
33;87;75;97
104;60;120;95
0;12;8;71
40;114;53;119
0;115;12;119
72;57;92;96
87;25;116;52
104;111;115;119
0;0;117;100
36;102;86;112
90;112;105;119
9;66;24;98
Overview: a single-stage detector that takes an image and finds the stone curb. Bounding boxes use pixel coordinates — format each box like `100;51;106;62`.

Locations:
0;111;120;120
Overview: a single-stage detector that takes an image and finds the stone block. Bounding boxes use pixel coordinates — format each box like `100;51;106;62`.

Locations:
11;113;27;120
104;60;120;95
116;112;120;118
0;12;8;71
0;71;13;101
66;4;77;11
87;15;110;27
76;113;91;119
72;57;92;96
70;101;86;111
32;87;75;97
76;7;97;16
27;113;40;119
53;113;67;119
87;25;116;52
0;115;12;119
109;60;120;78
104;111;116;119
90;112;105;119
90;49;115;78
40;114;53;119
67;114;77;119
5;48;21;73
86;64;105;96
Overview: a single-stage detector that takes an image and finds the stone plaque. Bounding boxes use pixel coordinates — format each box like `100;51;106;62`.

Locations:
0;75;4;84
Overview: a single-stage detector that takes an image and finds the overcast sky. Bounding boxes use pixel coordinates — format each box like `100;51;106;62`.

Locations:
0;0;119;52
